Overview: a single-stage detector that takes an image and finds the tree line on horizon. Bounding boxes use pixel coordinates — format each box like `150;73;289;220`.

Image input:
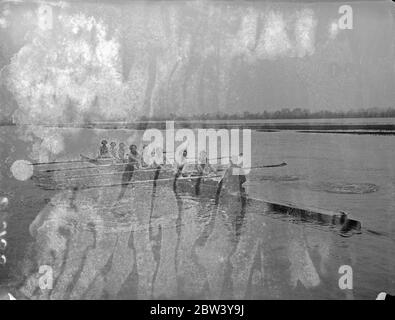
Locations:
139;107;395;121
2;107;395;125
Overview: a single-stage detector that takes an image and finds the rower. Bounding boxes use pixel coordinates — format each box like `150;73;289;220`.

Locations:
121;144;141;184
230;152;244;167
109;142;117;159
141;145;149;167
148;147;163;169
117;144;140;200
174;149;188;178
98;140;109;158
128;144;141;168
229;152;247;191
150;148;163;183
197;151;215;175
118;143;126;162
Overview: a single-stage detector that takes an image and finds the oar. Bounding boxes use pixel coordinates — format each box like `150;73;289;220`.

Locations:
38;167;167;180
30;159;91;166
36;164;222;180
39;163;175;174
35;157;225;173
249;162;287;169
49;174;225;190
30;153;254;167
32;153;235;169
37;162;288;180
39;164;112;173
36;155;119;172
41;168;172;180
35;157;208;173
30;155;113;168
36;162;287;180
218;162;287;170
29;153;217;166
38;160;191;173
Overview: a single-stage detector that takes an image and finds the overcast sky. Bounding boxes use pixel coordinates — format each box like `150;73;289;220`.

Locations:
0;0;394;123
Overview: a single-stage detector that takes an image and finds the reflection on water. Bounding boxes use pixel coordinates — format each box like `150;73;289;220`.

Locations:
308;182;379;195
2;126;394;299
248;175;380;195
4;174;357;300
250;174;304;183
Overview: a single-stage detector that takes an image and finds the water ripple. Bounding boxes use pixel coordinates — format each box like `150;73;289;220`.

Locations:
308;182;379;194
250;174;303;183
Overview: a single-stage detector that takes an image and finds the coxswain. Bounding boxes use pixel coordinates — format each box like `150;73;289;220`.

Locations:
98;140;109;158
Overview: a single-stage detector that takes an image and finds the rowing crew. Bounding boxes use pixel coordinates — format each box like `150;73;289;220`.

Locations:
98;140;149;166
97;140;246;176
98;140;126;161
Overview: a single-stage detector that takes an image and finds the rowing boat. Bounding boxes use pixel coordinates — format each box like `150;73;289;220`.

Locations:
31;155;233;194
28;156;361;233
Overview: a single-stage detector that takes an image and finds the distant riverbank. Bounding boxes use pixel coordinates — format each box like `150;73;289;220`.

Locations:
10;117;395;134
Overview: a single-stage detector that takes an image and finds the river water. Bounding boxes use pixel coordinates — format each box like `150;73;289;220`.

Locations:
0;123;394;299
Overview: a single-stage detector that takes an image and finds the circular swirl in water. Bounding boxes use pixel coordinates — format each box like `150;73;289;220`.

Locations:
309;182;379;194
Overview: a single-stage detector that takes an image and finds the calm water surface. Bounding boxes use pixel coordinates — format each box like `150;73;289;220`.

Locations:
0;124;394;299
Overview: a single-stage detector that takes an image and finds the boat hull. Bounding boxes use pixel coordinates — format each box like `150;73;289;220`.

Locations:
31;162;225;196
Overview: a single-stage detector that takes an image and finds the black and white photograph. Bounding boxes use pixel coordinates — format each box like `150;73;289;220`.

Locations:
0;0;394;304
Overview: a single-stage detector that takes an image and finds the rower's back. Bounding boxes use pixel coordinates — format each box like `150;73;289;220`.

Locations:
220;166;247;195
